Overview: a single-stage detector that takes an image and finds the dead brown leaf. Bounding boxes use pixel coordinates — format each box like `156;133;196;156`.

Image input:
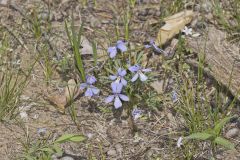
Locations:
47;79;81;113
155;10;194;45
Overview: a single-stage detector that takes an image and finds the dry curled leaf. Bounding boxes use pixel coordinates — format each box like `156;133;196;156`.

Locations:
65;79;79;101
47;79;81;113
156;10;194;45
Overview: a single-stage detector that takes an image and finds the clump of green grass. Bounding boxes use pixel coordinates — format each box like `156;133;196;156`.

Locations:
65;12;86;82
0;34;33;120
171;36;237;159
38;45;55;85
19;132;86;160
28;8;57;85
213;0;240;43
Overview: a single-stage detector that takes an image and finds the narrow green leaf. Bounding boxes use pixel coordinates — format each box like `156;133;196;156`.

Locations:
214;116;233;135
64;20;72;47
55;134;86;144
214;137;235;150
40;147;54;154
78;22;84;45
185;132;213;141
92;39;98;67
55;134;76;143
52;144;63;156
23;155;35;160
69;135;86;142
64;13;86;81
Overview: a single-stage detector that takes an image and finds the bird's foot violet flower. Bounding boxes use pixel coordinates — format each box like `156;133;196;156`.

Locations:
128;64;151;82
172;90;178;103
109;68;127;86
144;39;166;54
105;82;129;109
132;108;143;120
37;128;47;137
107;40;127;58
80;75;100;97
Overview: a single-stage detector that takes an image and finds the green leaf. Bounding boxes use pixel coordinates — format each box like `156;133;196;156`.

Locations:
214;116;233;135
185;132;213;141
64;20;72;47
55;134;86;144
55;134;75;143
39;147;54;154
23;155;35;160
69;135;86;142
52;144;63;156
214;137;235;150
92;39;98;67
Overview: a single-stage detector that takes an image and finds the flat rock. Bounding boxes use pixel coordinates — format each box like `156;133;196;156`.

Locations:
186;26;240;100
107;149;117;157
226;128;239;138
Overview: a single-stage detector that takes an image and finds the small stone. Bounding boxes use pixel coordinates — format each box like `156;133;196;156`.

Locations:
51;154;59;160
155;10;161;17
201;1;213;13
33;114;39;119
86;133;94;139
20;111;28;121
81;36;93;55
37;128;47;137
38;12;49;21
107;149;117;157
138;9;148;16
20;95;30;100
115;143;123;154
150;80;164;94
89;16;101;28
226;128;239;138
60;156;74;160
216;154;224;159
145;149;154;159
205;13;214;22
148;9;155;15
0;0;8;5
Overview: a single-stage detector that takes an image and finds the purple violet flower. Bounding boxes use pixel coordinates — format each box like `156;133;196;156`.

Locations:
172;90;178;103
128;64;151;82
80;75;100;97
105;82;129;109
132;108;143;120
107;40;127;58
37;128;47;136
145;39;165;54
109;68;127;86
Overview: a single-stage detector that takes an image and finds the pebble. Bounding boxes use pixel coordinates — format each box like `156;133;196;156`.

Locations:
107;149;117;157
0;0;8;5
60;156;74;160
154;10;161;17
201;1;213;13
89;16;101;28
226;128;239;138
115;143;123;154
32;114;39;119
145;149;154;159
138;9;148;17
148;9;155;15
81;36;93;55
